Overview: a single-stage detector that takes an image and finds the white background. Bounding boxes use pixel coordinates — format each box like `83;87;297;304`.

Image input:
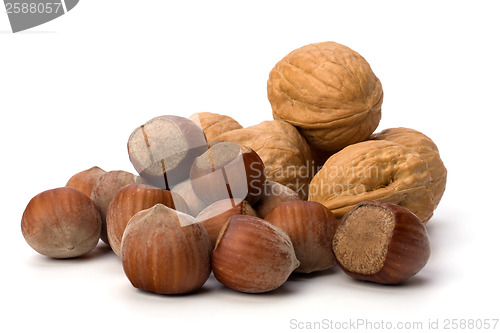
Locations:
1;1;499;332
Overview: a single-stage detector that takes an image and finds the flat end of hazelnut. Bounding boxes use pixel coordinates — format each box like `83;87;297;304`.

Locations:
333;204;395;275
333;201;430;284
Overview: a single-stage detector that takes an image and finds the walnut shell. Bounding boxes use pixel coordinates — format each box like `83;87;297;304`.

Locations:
213;120;313;200
371;127;447;208
308;140;434;223
268;41;383;152
189;112;243;142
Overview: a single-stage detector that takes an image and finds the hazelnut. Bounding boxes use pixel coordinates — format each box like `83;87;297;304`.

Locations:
212;215;299;293
21;187;101;258
254;181;301;218
171;179;207;217
332;201;430;284
66;166;106;197
265;201;338;273
268;41;383;151
90;170;136;244
189;112;243;142
127;115;208;190
106;182;189;257
121;204;211;295
196;198;257;248
190;142;266;205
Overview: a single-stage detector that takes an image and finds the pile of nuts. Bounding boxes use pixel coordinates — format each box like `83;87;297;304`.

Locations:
21;41;446;294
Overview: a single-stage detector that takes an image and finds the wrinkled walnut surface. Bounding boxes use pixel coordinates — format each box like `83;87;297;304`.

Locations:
268;41;383;152
371;127;447;209
308;140;434;223
190;112;243;142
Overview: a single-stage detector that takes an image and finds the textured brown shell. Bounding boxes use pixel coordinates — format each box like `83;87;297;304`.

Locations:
189;112;243;142
106;183;189;257
213;120;313;200
265;201;338;273
90;170;136;244
66;166;106;198
268;41;383;151
333;201;430;284
371;127;447;209
308;140;434;223
196;199;257;248
211;215;299;293
121;204;211;295
21;187;101;258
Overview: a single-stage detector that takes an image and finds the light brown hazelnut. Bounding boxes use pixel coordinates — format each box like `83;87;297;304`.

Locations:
121;204;211;294
90;170;136;244
190;142;266;205
268;41;383;152
127;115;208;189
21;187;101;258
333;201;430;284
265;201;338;273
212;215;299;293
66;166;106;198
171;179;207;217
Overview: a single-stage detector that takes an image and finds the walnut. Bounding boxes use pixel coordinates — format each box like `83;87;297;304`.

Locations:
308;140;435;223
371;127;447;208
213;120;313;200
190;112;242;142
267;41;383;152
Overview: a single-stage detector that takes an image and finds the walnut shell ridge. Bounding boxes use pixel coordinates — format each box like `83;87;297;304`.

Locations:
308;140;435;223
213;120;313;200
189;112;243;142
371;127;447;209
268;41;383;152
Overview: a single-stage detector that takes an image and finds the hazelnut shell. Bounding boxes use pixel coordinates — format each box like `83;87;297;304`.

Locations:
106;182;189;257
332;201;430;284
121;204;211;295
265;201;338;273
212;215;299;293
196;198;257;248
21;187;101;258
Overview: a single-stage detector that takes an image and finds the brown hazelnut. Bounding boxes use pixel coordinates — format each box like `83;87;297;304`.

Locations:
21;187;101;258
106;182;189;257
196;198;257;248
127;115;208;190
212;215;299;293
265;201;338;273
190;142;266;205
90;170;136;244
254;181;301;218
332;201;430;284
170;179;207;217
66;166;106;197
121;204;211;295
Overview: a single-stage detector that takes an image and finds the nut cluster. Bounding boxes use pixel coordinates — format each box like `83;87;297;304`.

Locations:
22;41;446;295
